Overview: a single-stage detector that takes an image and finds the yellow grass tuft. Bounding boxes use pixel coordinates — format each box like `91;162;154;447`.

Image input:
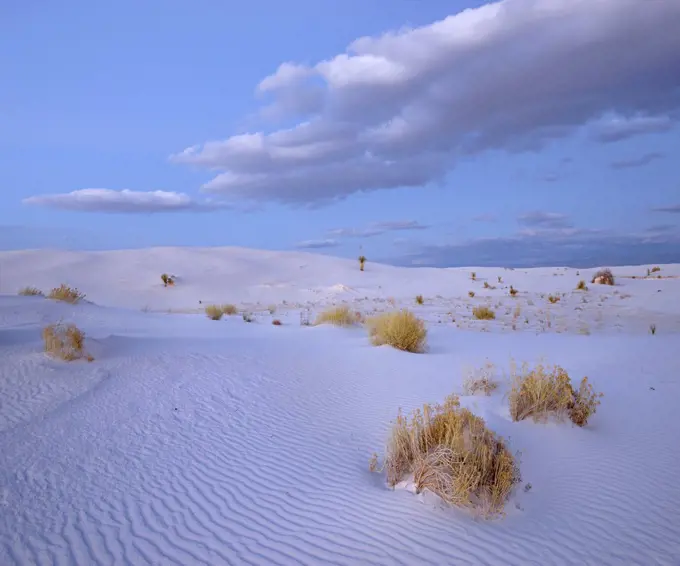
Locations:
576;280;588;291
468;290;475;298
205;304;224;320
315;305;357;326
415;294;424;305
376;394;520;515
42;323;93;362
509;286;518;297
651;266;661;273
473;305;496;320
221;304;238;315
547;294;560;304
592;268;614;286
47;284;85;304
508;362;603;427
18;286;43;296
367;310;427;353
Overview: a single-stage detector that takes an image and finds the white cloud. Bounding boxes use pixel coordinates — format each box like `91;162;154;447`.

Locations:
23;189;232;213
170;0;680;204
328;219;429;238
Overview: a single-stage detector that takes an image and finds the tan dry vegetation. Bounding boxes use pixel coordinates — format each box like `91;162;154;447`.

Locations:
592;268;615;286
18;286;43;296
473;305;496;320
548;294;560;304
508;362;603;427
375;394;520;516
272;319;282;326
509;286;518;297
221;304;238;315
415;294;424;305
576;280;588;291
47;284;85;304
205;305;224;320
42;323;93;362
315;305;357;327
468;290;475;298
367;310;427;353
463;362;499;396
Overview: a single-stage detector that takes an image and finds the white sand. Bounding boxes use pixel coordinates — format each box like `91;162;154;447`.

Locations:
1;247;679;565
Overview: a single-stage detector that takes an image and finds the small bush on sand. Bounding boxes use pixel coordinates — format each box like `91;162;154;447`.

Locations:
463;362;498;396
205;305;224;320
367;310;427;353
468;290;475;298
548;294;560;304
471;271;477;281
415;294;424;305
473;305;496;320
315;305;356;326
649;323;656;335
592;268;614;286
272;319;282;326
161;273;175;287
48;284;85;304
358;255;367;271
42;323;93;362
19;286;43;296
375;394;520;515
509;286;518;297
221;304;238;315
508;362;603;427
651;266;661;273
576;280;588;291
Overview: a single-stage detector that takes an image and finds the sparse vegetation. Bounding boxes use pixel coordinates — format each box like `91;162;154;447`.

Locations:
415;294;424;305
18;286;43;296
473;305;496;320
367;310;427;353
650;323;657;335
47;284;85;304
205;305;224;320
468;290;475;298
508;362;603;427
498;276;502;283
509;286;518;297
547;294;560;304
651;266;661;273
161;273;175;287
272;319;282;326
315;306;357;327
576;280;588;291
471;271;477;281
592;268;614;286
222;304;238;315
42;323;93;362
463;362;499;396
359;255;367;272
242;312;254;323
374;394;520;515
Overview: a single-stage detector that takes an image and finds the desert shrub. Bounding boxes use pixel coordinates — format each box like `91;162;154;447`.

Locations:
473;305;495;320
463;362;498;396
205;305;224;320
509;286;518;297
272;319;282;326
47;284;85;304
576;280;588;291
358;255;367;271
591;268;614;286
315;305;357;326
651;266;661;273
471;271;477;281
650;323;657;335
376;394;520;515
18;286;43;296
221;304;238;315
468;290;475;298
367;310;427;353
497;276;502;283
161;273;175;287
42;323;93;362
508;362;602;427
547;294;560;304
415;294;424;305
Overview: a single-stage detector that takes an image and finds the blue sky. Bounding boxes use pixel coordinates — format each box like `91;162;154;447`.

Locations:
2;0;679;267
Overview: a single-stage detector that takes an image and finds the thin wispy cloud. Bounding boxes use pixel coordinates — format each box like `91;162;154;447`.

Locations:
610;152;664;170
170;0;680;204
517;211;573;230
328;220;429;238
472;213;498;223
294;239;340;249
591;114;674;143
23;189;232;213
652;204;680;214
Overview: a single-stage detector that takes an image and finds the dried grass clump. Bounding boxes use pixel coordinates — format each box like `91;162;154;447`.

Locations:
508;362;603;427
576;280;588;291
377;394;520;515
509;286;518;297
547;294;560;304
315;305;357;326
468;290;475;298
473;305;496;320
42;323;93;362
205;305;224;320
221;304;238;315
367;310;427;353
463;362;498;396
47;284;85;304
651;266;661;273
19;286;43;296
272;319;282;326
415;294;424;305
161;273;175;287
592;268;614;286
359;255;367;271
